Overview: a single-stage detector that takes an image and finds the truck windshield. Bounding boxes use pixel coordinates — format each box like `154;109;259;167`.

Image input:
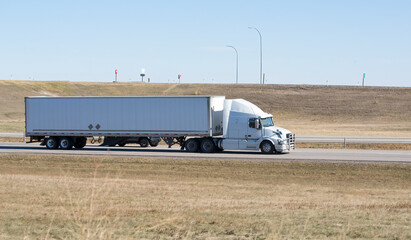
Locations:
261;117;274;127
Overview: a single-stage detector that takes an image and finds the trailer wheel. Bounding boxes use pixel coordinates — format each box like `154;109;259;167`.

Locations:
185;138;199;152
74;137;87;149
260;141;274;154
45;137;59;149
149;140;159;147
60;137;74;150
118;143;126;147
200;138;215;153
139;137;149;147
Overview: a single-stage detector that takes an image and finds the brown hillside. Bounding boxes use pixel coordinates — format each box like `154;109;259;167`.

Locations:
0;80;410;136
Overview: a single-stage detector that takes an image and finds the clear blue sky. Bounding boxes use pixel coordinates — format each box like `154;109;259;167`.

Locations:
1;0;410;86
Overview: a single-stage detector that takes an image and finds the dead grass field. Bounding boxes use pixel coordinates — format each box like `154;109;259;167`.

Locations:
0;154;410;239
0;80;410;137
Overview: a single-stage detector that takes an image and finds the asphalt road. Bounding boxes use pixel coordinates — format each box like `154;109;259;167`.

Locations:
3;132;411;144
0;142;410;164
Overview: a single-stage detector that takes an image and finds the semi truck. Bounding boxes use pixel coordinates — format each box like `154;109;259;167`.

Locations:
25;96;295;153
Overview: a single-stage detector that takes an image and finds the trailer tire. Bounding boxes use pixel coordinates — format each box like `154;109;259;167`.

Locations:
260;141;274;154
139;137;149;147
45;137;59;149
60;137;74;150
118;143;126;147
185;138;199;152
74;137;87;149
149;140;159;147
200;138;215;153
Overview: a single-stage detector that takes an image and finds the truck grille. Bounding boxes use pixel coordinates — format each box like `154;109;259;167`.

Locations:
287;133;296;150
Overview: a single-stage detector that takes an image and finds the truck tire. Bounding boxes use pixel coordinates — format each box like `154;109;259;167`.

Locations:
74;137;87;149
118;143;126;147
149;140;159;147
185;138;199;152
60;137;74;150
260;141;274;154
45;137;59;149
139;137;149;147
200;138;215;153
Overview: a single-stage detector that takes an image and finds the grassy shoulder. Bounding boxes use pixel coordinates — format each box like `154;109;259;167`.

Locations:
0;154;410;239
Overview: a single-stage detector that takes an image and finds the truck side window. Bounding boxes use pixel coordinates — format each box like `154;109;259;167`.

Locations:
249;118;256;128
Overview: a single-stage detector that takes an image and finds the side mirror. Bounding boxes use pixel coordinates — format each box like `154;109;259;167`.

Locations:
255;119;261;129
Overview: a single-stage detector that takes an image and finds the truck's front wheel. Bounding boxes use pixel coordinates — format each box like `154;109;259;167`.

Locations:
260;141;274;154
45;137;59;149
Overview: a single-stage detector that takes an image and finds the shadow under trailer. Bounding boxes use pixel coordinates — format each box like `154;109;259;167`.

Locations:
25;96;295;153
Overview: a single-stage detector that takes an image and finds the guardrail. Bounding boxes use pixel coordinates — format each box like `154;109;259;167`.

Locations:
0;132;24;138
296;136;411;144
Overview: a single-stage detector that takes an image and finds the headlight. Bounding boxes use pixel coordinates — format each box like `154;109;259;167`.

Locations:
272;131;282;138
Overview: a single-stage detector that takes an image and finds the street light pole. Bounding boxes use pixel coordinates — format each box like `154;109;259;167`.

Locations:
226;45;238;84
140;68;145;82
248;27;263;84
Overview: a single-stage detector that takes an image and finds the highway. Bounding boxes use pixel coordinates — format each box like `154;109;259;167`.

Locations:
2;133;411;144
0;142;410;164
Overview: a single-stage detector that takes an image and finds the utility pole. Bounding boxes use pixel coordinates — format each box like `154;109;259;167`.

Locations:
140;68;145;82
248;27;263;84
226;45;239;84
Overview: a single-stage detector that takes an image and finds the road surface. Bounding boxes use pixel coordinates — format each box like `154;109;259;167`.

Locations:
2;133;411;144
0;142;410;164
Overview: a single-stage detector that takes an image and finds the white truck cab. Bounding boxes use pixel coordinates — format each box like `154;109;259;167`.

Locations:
221;99;295;153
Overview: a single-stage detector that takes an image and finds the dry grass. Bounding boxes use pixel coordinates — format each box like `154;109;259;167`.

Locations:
0;80;410;136
0;154;410;239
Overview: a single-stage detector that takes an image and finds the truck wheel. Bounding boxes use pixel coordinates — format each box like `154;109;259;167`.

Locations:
60;137;74;150
74;137;87;149
118;143;126;147
45;137;59;149
185;139;199;152
260;141;274;154
149;140;159;147
200;138;215;153
139;137;149;147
